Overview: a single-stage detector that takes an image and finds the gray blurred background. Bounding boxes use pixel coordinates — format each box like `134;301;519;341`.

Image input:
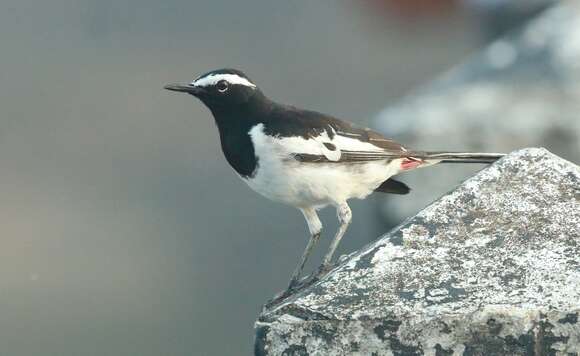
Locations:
0;0;559;355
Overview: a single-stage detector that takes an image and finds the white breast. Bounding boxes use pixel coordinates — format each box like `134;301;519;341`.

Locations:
243;124;402;208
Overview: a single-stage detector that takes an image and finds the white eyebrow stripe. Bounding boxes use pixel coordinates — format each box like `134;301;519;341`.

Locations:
191;74;256;88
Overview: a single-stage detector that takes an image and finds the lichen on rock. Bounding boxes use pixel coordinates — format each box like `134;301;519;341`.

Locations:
256;148;580;356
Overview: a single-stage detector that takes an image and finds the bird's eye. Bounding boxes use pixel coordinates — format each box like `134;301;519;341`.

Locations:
216;80;229;93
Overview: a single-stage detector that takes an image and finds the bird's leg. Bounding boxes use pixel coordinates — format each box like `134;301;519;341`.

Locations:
264;208;322;309
317;202;351;278
287;207;322;291
287;232;320;290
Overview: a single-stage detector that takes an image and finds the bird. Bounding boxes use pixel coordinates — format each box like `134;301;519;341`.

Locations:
164;68;505;296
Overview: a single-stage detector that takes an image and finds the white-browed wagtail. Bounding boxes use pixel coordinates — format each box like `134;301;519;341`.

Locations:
165;69;504;296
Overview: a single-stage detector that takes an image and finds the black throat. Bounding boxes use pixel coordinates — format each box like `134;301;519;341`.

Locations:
208;91;272;178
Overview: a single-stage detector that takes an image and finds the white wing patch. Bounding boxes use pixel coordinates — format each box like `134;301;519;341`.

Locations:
249;124;387;163
246;123;404;206
191;74;256;88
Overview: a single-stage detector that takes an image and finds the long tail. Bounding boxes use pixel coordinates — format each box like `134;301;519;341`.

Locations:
414;152;506;164
398;151;505;170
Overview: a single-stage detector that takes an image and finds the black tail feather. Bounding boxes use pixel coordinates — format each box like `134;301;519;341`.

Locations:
375;178;410;195
409;152;505;164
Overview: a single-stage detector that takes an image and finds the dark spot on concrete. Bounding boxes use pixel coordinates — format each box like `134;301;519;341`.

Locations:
435;344;454;356
540;320;571;355
440;322;452;334
504;333;535;355
462;214;476;226
390;337;422;356
254;325;269;356
558;313;578;324
375;320;422;355
500;272;521;285
373;324;388;341
462;345;476;356
398;290;417;301
384;319;403;332
389;232;404;246
281;345;308;356
458;192;478;210
463;331;535;356
354;246;381;270
445;280;467;299
486;235;505;248
279;304;329;321
321;286;370;307
374;319;402;340
311;323;336;345
424;279;467;305
350;341;360;351
410;216;440;237
486;318;503;336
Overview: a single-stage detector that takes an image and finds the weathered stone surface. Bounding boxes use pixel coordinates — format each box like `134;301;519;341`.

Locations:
255;148;580;356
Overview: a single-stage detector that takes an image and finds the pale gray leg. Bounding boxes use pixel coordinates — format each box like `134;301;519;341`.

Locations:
287;207;322;290
318;202;352;275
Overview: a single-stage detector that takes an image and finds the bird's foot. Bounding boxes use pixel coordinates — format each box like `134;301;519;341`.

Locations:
262;271;331;311
262;264;338;312
287;276;301;291
262;290;291;311
314;261;334;279
262;277;309;311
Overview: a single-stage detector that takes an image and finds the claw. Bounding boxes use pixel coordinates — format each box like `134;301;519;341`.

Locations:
262;275;319;311
262;287;294;311
287;277;300;291
315;262;333;279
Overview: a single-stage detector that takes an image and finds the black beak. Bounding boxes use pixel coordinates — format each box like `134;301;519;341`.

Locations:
164;83;203;95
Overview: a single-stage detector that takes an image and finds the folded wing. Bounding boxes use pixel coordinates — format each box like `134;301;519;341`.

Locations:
292;127;409;164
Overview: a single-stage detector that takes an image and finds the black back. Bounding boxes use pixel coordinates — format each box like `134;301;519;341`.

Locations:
191;69;404;178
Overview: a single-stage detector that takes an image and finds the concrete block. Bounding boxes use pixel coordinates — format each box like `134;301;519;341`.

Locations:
256;148;580;356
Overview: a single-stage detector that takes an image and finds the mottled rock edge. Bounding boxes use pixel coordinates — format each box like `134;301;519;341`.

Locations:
256;148;580;356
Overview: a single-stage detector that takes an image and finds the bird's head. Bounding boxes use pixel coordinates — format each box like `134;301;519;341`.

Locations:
164;69;260;110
